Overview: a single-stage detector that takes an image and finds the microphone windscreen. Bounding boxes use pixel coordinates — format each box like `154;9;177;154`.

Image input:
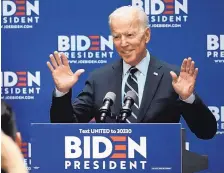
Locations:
104;92;116;103
125;90;137;103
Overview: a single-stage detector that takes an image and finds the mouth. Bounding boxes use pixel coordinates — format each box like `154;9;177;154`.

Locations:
121;50;133;55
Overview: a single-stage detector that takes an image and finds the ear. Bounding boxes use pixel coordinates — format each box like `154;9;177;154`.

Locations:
145;28;151;43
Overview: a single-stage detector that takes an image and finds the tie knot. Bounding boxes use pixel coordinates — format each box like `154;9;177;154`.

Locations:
129;66;138;75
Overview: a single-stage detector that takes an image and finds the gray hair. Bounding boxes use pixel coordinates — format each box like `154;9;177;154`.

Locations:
108;6;149;30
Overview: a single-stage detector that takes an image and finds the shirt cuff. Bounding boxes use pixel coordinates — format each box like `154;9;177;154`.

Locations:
179;93;195;104
54;87;68;97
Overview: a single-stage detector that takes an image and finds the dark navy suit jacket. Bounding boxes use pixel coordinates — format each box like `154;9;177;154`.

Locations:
50;56;217;139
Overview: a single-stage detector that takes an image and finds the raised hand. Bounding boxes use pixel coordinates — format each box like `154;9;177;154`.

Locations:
170;57;198;100
47;51;85;93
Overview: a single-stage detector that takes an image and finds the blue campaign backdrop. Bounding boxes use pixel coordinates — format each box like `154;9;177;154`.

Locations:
1;0;224;172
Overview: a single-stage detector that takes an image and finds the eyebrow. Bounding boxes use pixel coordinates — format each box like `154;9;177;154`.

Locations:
112;31;136;36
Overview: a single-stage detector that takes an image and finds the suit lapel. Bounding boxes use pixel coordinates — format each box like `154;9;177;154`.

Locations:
138;56;164;122
110;59;123;118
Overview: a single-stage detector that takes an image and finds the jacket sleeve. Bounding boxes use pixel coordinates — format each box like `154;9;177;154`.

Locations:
180;94;217;139
50;75;95;123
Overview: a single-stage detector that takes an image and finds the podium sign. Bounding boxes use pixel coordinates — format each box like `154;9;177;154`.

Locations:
31;123;181;173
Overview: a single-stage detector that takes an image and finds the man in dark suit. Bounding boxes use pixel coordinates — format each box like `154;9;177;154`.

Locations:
47;6;217;140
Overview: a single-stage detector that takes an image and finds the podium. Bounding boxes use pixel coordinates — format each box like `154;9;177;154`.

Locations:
30;123;208;173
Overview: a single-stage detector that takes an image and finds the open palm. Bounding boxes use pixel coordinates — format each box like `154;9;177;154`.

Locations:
47;52;84;93
170;58;198;100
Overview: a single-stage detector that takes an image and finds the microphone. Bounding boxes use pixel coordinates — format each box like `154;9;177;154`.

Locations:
99;92;116;122
119;90;137;122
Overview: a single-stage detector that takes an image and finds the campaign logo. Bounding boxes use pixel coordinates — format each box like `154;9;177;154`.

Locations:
207;35;224;63
1;0;39;29
1;71;41;100
58;35;114;64
65;135;147;170
208;106;224;135
132;0;188;28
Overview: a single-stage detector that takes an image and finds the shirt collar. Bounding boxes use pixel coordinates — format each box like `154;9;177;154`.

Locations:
123;50;151;76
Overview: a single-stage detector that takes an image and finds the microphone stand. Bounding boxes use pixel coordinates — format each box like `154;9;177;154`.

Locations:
118;102;132;123
100;108;117;123
99;106;111;123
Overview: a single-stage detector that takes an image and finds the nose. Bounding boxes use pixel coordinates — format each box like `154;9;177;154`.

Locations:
120;35;128;47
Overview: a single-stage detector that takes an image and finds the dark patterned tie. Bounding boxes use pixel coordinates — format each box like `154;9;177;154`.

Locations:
124;66;139;123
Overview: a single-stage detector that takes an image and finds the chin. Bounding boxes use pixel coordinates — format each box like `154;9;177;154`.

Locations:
124;58;137;66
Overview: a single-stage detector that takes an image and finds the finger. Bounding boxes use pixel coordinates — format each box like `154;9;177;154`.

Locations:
181;58;187;72
15;132;22;148
189;61;195;76
170;71;178;83
193;68;198;80
74;69;85;79
185;57;192;73
54;51;62;66
61;53;69;66
49;54;58;68
47;61;54;72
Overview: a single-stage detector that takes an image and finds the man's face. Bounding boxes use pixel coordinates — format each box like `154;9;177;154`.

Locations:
110;17;150;66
